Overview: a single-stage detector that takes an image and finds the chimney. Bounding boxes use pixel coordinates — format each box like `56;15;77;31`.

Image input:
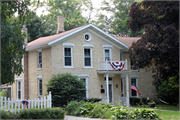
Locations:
57;16;64;33
22;25;28;44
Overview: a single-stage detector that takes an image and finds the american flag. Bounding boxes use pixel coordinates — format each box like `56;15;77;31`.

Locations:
130;83;142;97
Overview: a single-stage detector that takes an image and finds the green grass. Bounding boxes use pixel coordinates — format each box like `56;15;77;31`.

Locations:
131;104;180;120
155;110;180;120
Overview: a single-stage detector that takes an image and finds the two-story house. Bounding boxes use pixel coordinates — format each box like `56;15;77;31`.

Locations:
11;16;156;106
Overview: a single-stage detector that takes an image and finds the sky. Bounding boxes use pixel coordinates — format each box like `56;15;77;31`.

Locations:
35;0;105;19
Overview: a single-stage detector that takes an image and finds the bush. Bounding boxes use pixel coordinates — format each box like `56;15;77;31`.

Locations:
130;97;140;106
66;101;160;119
46;73;86;107
157;74;179;104
17;108;65;119
83;98;102;103
0;110;17;119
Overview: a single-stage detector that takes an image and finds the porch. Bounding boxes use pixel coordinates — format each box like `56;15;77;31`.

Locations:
97;59;130;107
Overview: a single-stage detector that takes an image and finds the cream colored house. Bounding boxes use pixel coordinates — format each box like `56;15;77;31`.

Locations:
10;16;156;106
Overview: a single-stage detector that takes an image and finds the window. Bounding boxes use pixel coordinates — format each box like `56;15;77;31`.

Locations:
120;52;123;61
80;78;86;98
83;44;94;68
17;81;21;99
63;43;74;68
64;48;72;66
37;51;42;68
131;78;138;97
102;44;113;61
84;48;91;66
38;79;43;97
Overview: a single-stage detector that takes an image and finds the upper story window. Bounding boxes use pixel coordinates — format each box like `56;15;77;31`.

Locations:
83;44;94;68
63;42;74;68
103;44;113;61
120;52;123;61
17;81;21;99
37;51;42;69
84;33;91;41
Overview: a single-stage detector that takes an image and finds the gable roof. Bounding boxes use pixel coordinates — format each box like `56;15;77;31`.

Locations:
26;24;140;51
115;37;140;47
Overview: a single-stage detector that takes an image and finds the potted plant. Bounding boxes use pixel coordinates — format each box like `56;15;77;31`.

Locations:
147;97;156;107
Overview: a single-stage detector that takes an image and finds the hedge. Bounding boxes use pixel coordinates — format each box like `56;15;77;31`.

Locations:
0;108;65;119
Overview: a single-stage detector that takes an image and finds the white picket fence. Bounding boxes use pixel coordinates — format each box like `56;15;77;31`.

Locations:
0;91;51;114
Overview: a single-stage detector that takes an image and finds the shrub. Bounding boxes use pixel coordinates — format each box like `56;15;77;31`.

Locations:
130;97;140;106
83;98;102;103
66;101;160;119
46;73;86;107
17;108;65;119
0;110;17;119
0;89;7;97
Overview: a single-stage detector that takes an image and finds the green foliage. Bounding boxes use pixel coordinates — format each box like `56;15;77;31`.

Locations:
129;1;179;91
0;108;65;119
0;110;18;119
0;89;8;97
46;73;86;107
1;1;30;84
83;98;102;103
157;75;179;104
130;97;140;106
66;101;160;119
93;0;143;37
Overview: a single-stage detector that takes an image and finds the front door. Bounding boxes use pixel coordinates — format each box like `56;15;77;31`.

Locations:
105;83;113;103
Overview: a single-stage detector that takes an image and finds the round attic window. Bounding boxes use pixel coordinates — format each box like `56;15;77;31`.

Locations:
84;33;91;41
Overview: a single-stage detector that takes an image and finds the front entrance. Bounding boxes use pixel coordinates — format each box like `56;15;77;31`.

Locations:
104;77;114;103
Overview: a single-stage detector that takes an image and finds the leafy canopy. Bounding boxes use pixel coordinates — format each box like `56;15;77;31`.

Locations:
93;0;143;37
1;1;30;84
128;1;179;89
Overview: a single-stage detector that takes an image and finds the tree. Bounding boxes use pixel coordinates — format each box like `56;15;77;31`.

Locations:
93;0;143;37
46;73;86;107
1;1;30;84
128;1;179;98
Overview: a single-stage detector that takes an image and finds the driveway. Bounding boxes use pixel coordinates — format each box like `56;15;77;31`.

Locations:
64;115;110;120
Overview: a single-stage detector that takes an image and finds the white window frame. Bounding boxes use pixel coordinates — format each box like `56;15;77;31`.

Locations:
130;75;139;98
63;43;74;68
16;80;22;100
83;44;94;68
73;73;89;98
37;49;42;70
102;45;113;61
37;75;43;98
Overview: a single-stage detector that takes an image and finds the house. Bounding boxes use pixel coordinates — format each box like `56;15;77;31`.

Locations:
10;16;156;106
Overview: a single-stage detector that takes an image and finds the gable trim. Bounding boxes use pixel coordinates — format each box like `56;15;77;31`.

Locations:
48;24;129;49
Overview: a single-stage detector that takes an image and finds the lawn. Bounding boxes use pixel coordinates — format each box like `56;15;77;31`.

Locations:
131;104;180;120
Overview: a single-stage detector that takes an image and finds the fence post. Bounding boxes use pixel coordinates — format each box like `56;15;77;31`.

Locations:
1;96;3;110
38;98;39;109
15;99;17;114
8;98;10;111
28;99;30;108
41;97;43;108
35;98;36;108
31;99;33;108
49;91;51;108
18;99;20;113
4;97;6;111
11;98;13;113
44;96;46;108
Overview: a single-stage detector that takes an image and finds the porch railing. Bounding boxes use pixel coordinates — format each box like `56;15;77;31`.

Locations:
98;59;127;71
119;96;128;106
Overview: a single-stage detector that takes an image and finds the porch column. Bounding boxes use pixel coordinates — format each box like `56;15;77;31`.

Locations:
126;74;129;107
106;73;109;104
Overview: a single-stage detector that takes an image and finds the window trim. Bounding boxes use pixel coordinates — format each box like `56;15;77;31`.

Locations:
37;75;43;98
83;44;94;68
16;80;22;100
37;49;42;70
130;76;139;98
103;48;112;61
63;43;74;68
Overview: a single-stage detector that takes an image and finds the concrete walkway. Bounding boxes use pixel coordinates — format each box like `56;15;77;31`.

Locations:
64;115;110;120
